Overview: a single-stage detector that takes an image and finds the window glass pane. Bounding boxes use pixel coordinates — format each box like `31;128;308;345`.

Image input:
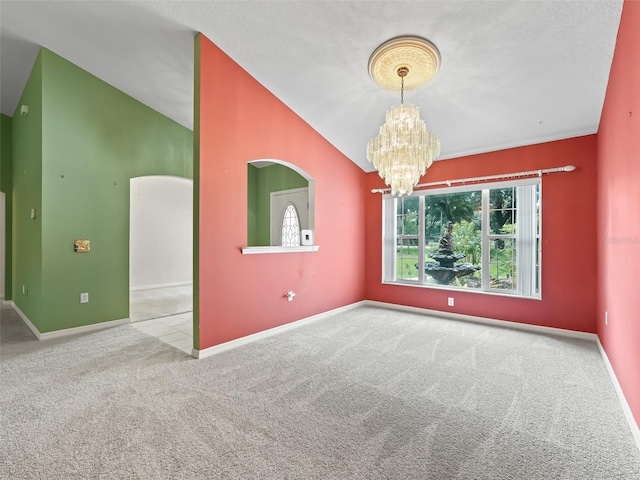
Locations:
397;196;419;236
489;238;516;290
425;191;481;241
396;237;419;280
281;204;300;246
489;188;516;235
422;191;482;288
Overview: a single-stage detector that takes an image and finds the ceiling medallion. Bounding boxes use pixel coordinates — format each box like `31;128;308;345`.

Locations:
368;36;441;91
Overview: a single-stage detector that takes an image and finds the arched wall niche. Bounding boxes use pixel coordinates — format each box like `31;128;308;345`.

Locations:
246;159;316;251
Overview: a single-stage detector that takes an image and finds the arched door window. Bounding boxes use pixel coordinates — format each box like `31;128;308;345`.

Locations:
281;203;301;246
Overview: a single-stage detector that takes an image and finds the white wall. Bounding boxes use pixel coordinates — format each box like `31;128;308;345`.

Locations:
1;192;4;299
130;176;192;290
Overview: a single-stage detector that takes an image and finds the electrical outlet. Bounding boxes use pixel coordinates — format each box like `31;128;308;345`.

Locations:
80;292;89;304
448;297;454;307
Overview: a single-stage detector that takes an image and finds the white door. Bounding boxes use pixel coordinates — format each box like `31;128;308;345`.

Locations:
270;187;309;246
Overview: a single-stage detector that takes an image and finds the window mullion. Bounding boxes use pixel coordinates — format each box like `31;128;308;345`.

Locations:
418;195;425;284
481;190;490;290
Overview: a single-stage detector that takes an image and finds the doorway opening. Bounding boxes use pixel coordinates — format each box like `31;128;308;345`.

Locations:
129;176;193;354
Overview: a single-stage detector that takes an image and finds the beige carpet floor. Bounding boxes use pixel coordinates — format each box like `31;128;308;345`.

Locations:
1;304;639;479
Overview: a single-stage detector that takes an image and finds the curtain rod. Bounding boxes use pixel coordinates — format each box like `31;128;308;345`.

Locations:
370;165;576;194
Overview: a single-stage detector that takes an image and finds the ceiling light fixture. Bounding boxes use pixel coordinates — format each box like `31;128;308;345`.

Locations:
366;36;441;196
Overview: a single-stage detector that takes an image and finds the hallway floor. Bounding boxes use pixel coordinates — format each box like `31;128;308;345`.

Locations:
130;284;192;323
131;313;193;355
130;284;193;355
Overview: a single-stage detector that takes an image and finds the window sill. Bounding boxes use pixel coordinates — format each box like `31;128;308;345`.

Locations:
241;245;320;255
381;280;541;300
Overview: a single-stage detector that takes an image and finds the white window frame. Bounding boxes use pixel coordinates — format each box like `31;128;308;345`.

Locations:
382;178;541;299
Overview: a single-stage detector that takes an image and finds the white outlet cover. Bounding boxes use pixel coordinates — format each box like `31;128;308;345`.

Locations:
448;297;454;306
80;293;89;303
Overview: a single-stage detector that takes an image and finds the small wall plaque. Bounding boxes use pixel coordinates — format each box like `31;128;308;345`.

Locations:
74;240;90;253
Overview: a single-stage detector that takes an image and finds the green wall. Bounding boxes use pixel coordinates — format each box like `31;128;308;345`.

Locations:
11;52;43;321
247;163;307;246
247;164;259;246
1;114;14;299
13;48;193;332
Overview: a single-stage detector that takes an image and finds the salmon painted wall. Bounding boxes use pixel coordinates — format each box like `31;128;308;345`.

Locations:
195;34;366;349
597;0;640;427
365;136;598;333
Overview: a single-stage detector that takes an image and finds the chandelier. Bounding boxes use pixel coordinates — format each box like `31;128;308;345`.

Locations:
366;37;441;196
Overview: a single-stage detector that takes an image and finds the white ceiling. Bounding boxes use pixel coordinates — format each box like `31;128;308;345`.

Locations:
0;1;623;172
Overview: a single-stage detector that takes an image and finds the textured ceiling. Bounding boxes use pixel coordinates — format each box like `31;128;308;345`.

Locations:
0;1;623;172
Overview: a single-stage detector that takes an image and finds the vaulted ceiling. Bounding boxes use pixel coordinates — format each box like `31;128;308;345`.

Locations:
0;1;623;172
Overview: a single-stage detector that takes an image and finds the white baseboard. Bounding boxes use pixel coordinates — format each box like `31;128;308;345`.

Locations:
11;301;41;340
39;317;131;340
130;281;192;292
193;300;367;359
10;301;130;341
364;300;598;342
597;338;640;454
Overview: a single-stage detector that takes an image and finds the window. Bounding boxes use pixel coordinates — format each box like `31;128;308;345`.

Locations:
281;203;301;246
382;179;541;298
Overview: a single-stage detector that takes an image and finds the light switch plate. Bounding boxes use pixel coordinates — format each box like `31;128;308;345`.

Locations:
301;229;313;246
80;293;89;303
